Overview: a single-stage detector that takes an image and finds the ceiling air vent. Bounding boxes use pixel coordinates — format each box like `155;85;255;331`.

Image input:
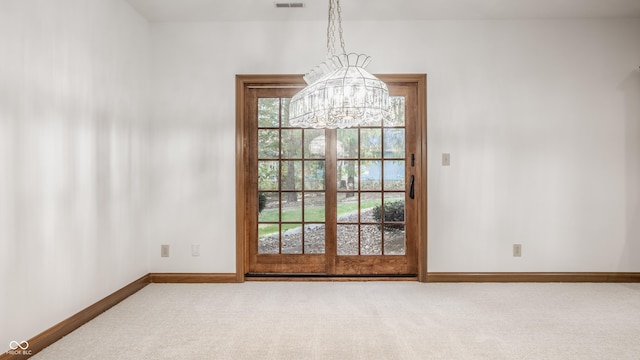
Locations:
275;2;305;8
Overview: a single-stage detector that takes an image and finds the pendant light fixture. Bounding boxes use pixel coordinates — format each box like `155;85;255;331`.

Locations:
288;0;390;128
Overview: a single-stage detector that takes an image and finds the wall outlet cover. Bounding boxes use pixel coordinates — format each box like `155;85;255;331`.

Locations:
513;244;522;257
161;244;170;257
192;244;200;257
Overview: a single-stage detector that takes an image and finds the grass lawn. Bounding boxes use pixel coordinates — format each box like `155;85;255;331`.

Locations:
258;198;401;237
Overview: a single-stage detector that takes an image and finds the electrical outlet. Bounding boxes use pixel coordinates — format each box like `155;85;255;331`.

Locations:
192;244;200;257
513;244;522;257
442;153;451;166
161;245;170;257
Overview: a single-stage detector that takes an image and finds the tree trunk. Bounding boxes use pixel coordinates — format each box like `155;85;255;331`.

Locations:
285;161;297;202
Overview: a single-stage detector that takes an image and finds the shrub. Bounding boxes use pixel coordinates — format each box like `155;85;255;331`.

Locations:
372;201;405;229
258;192;267;213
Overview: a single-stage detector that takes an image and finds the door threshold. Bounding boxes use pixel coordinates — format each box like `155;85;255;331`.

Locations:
245;273;418;281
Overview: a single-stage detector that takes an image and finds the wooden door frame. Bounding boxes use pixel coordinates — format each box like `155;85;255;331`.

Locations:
235;74;427;282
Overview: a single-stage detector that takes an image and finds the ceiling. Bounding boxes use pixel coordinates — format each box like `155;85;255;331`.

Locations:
125;0;640;22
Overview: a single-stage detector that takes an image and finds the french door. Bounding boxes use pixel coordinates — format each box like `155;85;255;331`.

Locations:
237;75;426;277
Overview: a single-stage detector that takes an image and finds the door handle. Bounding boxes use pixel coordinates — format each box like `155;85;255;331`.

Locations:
409;175;415;199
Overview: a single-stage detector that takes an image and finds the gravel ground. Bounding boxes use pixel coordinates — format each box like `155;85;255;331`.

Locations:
258;209;406;255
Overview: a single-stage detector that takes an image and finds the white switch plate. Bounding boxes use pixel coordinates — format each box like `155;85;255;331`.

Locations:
192;244;200;257
442;153;451;166
161;245;170;257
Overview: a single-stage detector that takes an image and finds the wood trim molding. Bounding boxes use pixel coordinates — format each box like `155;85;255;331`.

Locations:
149;273;238;283
236;75;247;283
235;74;428;281
246;276;418;282
0;274;150;360
426;272;640;282
416;74;428;283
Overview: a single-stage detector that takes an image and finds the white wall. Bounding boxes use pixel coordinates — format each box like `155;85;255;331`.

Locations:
149;19;640;273
0;5;638;350
0;0;149;350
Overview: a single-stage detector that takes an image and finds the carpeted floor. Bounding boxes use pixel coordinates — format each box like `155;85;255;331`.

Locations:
31;282;640;359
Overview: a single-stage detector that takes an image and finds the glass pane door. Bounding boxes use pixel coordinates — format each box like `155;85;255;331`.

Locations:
248;83;418;276
336;97;407;256
257;97;327;256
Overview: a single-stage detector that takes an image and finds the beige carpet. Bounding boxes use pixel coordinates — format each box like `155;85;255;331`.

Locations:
31;282;640;359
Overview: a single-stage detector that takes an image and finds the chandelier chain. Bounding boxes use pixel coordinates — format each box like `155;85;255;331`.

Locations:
326;0;334;57
335;0;346;54
325;0;346;57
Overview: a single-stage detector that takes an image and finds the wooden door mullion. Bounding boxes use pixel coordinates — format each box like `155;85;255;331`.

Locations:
325;128;338;274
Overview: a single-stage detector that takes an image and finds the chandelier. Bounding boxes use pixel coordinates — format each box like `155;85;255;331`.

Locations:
288;0;390;129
